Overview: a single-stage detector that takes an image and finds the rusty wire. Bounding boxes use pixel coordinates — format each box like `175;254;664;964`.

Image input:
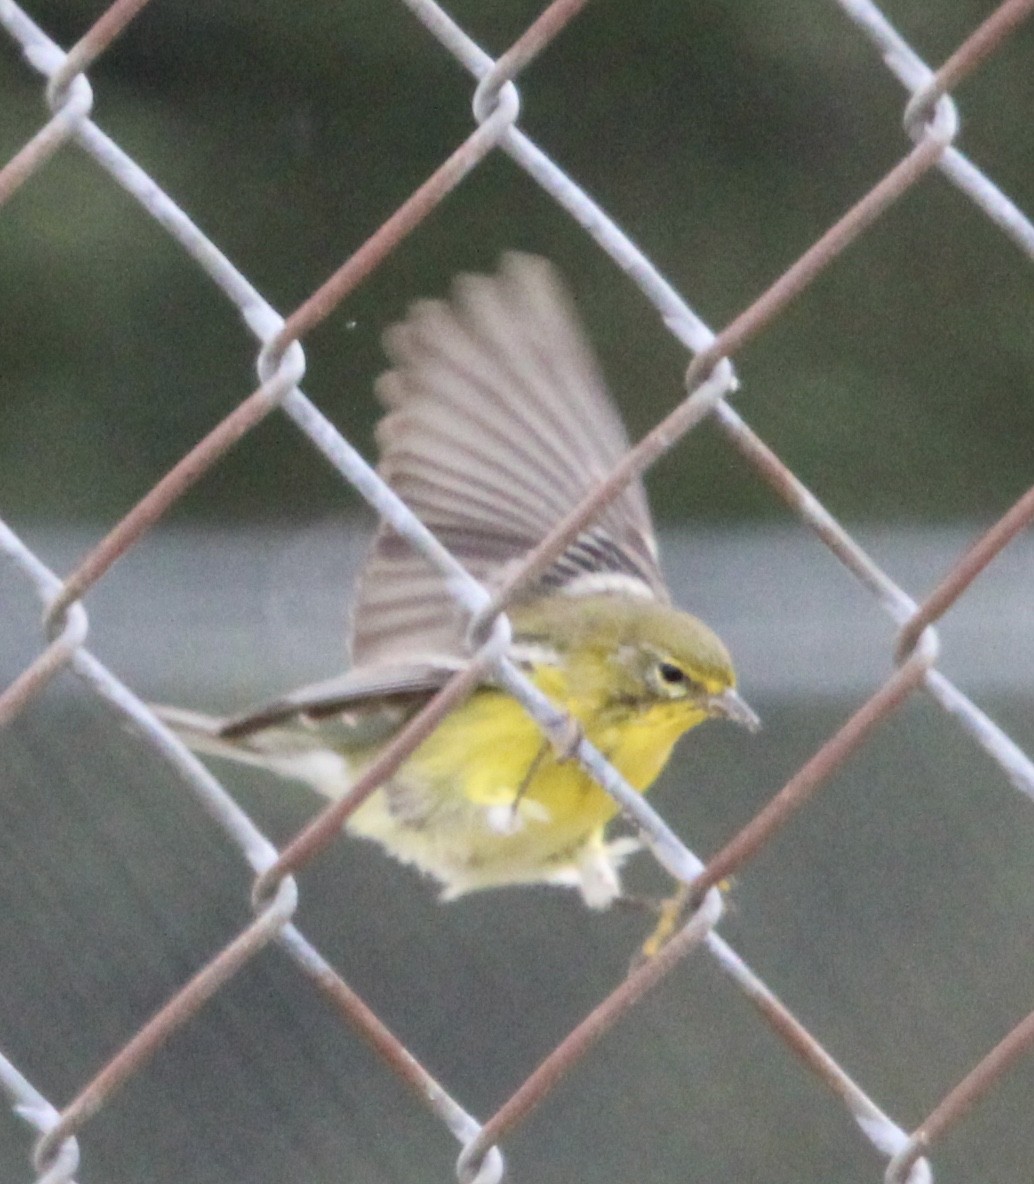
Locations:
1;0;1033;1182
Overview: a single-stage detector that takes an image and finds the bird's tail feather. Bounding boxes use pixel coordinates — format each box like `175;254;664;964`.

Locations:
150;704;352;799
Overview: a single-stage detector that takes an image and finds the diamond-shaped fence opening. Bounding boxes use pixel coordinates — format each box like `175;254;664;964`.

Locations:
1;2;1033;1182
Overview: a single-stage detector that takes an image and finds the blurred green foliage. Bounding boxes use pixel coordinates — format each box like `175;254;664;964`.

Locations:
1;0;1031;522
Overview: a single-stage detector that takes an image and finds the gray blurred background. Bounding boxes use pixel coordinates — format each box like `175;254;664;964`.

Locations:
2;2;1034;1183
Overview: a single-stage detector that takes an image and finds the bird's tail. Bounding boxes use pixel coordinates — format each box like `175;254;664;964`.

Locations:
150;704;352;798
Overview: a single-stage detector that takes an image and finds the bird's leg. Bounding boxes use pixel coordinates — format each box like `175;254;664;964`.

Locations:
509;713;582;821
510;740;551;822
622;879;732;970
638;882;692;961
509;710;585;824
613;893;667;916
614;885;691;969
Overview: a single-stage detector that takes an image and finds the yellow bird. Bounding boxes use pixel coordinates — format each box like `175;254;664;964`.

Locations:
156;253;758;909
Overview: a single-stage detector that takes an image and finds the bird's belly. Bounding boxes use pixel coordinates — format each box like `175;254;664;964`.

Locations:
347;687;700;894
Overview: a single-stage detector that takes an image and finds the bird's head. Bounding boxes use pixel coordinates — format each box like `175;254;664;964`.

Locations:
510;594;760;730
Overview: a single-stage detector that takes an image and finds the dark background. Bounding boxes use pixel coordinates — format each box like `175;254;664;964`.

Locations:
1;0;1032;524
2;3;1034;1183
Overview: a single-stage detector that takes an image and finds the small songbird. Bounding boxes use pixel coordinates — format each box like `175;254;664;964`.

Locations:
156;253;758;909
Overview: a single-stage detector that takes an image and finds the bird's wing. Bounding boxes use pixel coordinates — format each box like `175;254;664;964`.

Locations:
222;663;460;737
153;661;459;763
350;252;667;667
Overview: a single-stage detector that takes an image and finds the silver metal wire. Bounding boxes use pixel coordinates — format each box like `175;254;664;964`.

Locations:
1;0;1032;1181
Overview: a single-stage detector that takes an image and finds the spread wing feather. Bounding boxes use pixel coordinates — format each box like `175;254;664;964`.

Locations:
350;252;667;666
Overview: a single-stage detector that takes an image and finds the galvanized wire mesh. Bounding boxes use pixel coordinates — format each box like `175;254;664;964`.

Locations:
2;1;1034;1181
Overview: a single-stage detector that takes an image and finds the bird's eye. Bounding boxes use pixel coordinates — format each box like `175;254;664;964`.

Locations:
657;662;686;685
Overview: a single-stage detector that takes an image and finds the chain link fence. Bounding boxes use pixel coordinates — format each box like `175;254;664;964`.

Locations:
2;1;1033;1181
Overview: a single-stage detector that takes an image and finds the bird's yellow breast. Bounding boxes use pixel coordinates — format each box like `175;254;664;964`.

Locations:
344;639;722;901
402;662;709;834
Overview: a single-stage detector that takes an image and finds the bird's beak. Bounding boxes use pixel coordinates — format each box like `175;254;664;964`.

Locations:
707;688;761;732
